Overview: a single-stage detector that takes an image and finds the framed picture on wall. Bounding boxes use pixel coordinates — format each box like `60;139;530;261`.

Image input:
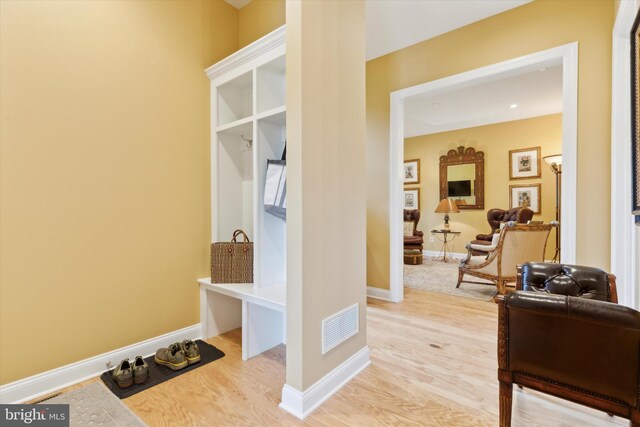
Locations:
404;188;420;210
509;147;541;180
509;184;541;214
631;9;640;216
404;159;420;184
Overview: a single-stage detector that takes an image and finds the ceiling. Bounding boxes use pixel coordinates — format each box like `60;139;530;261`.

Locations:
226;1;533;60
365;0;532;60
404;61;563;138
224;0;551;137
224;0;252;10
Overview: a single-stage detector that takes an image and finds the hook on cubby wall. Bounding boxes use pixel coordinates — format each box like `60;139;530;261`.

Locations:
241;134;253;151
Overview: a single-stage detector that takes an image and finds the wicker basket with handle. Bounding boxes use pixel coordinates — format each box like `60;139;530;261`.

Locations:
210;230;253;283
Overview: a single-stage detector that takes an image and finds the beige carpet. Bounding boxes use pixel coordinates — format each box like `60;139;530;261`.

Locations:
42;382;145;427
404;256;496;301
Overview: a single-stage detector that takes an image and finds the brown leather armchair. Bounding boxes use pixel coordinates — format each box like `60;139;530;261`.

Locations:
497;263;639;427
403;209;423;251
477;207;535;241
470;207;534;255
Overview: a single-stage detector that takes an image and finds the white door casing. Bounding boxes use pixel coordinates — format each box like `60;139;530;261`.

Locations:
389;43;579;302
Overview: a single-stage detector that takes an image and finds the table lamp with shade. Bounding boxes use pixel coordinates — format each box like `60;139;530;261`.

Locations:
543;154;562;262
435;198;460;231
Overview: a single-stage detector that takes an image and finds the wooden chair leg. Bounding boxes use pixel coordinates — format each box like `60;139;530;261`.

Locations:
456;269;464;288
499;381;513;427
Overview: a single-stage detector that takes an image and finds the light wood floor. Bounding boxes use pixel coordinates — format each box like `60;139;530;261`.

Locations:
51;288;627;426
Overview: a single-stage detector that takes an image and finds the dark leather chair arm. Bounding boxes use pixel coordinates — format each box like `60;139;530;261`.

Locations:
500;292;640;408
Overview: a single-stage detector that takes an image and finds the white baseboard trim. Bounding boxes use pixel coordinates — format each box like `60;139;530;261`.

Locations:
0;324;201;404
366;286;391;301
279;345;371;419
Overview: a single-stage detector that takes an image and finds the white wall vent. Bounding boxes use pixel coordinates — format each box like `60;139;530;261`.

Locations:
322;303;359;355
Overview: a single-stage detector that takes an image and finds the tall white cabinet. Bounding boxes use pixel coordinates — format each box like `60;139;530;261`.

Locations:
198;27;287;361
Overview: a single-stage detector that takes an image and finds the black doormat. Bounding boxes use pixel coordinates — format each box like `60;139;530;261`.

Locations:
101;340;224;399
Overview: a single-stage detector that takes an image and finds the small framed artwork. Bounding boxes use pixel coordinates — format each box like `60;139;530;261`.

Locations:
509;147;541;180
509;184;541;214
404;159;420;185
404;188;420;210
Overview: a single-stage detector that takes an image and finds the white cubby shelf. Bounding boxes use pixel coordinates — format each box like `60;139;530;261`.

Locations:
201;25;287;361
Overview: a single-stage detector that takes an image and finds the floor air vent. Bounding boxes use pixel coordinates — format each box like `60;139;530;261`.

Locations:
322;303;359;355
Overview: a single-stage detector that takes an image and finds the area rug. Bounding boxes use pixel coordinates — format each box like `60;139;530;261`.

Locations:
41;382;145;426
404;256;496;301
101;340;224;399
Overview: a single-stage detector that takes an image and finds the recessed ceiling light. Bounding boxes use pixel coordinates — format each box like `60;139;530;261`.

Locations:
510;104;518;109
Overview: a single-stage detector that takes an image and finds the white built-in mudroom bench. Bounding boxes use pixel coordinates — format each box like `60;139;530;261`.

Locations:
198;26;287;362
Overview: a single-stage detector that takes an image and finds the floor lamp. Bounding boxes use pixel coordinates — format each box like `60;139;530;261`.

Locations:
543;154;562;262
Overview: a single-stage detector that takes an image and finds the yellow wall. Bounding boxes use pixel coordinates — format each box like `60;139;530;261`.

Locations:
286;0;367;390
405;114;562;260
0;0;239;385
239;0;285;48
367;0;614;290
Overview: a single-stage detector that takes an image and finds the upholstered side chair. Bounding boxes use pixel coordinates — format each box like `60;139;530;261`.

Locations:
457;223;554;295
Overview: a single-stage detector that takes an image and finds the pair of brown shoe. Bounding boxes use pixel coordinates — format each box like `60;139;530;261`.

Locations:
154;340;201;371
112;356;149;388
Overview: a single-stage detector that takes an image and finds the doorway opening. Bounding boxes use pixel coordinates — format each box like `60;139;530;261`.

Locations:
389;43;578;303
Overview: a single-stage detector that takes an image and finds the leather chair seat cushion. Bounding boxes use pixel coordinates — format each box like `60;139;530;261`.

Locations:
521;263;611;301
404;235;423;245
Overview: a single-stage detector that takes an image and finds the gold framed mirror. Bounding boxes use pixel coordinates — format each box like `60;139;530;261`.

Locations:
439;146;485;210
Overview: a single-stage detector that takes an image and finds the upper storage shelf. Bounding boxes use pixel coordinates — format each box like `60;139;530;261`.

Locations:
206;26;286;129
257;56;285;114
217;71;253;126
